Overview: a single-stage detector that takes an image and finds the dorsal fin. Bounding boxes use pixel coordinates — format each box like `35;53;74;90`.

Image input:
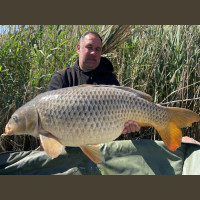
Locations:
79;84;153;101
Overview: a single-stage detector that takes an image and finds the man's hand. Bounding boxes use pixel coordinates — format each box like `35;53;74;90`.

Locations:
122;121;140;134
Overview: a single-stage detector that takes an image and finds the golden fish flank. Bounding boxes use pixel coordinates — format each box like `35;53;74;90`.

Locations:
37;86;133;145
4;85;200;164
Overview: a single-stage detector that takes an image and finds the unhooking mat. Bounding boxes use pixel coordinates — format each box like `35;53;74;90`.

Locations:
0;139;200;175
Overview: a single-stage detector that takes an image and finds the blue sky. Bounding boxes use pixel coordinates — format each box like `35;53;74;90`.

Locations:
0;25;19;35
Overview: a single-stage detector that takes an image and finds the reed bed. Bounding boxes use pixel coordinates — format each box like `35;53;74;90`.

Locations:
0;25;199;152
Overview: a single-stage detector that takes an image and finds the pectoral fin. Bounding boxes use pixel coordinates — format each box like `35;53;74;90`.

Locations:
80;145;102;164
39;131;64;158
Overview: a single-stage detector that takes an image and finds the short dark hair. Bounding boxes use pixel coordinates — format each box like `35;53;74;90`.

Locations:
80;31;102;43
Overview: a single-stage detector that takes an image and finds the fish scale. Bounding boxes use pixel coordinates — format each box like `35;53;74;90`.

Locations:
5;85;199;163
36;86;154;146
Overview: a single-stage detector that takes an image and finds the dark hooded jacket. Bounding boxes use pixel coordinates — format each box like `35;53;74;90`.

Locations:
48;57;120;91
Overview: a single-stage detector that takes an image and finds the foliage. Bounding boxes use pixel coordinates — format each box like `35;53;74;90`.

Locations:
0;25;199;152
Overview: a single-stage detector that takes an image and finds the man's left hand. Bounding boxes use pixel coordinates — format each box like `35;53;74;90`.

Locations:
122;121;140;134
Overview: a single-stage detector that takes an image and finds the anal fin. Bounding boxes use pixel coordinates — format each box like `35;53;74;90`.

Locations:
39;131;64;158
80;145;102;164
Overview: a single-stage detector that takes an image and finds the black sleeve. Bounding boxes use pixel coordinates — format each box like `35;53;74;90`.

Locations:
111;74;120;86
48;71;65;91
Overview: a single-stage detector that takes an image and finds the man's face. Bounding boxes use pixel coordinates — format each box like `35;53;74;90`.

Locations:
77;33;102;72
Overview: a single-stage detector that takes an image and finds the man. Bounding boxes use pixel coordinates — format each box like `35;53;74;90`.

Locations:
48;31;140;134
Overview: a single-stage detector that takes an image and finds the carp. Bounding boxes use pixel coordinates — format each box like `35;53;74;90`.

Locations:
4;85;200;163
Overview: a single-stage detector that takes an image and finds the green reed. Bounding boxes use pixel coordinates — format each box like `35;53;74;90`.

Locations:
112;25;200;140
0;25;199;151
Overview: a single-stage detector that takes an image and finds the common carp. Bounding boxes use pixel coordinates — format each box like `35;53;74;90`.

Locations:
4;85;200;163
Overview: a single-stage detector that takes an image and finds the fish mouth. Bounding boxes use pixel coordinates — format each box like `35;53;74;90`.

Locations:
5;124;13;135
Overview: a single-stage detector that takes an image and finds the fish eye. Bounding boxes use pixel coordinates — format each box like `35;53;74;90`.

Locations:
13;115;18;123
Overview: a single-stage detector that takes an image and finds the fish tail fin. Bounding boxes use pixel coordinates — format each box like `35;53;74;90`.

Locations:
155;107;199;151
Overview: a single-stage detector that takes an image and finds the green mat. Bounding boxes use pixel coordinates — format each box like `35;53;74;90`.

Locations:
0;139;200;175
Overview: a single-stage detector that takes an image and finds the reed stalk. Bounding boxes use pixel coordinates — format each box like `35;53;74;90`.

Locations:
0;25;199;151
